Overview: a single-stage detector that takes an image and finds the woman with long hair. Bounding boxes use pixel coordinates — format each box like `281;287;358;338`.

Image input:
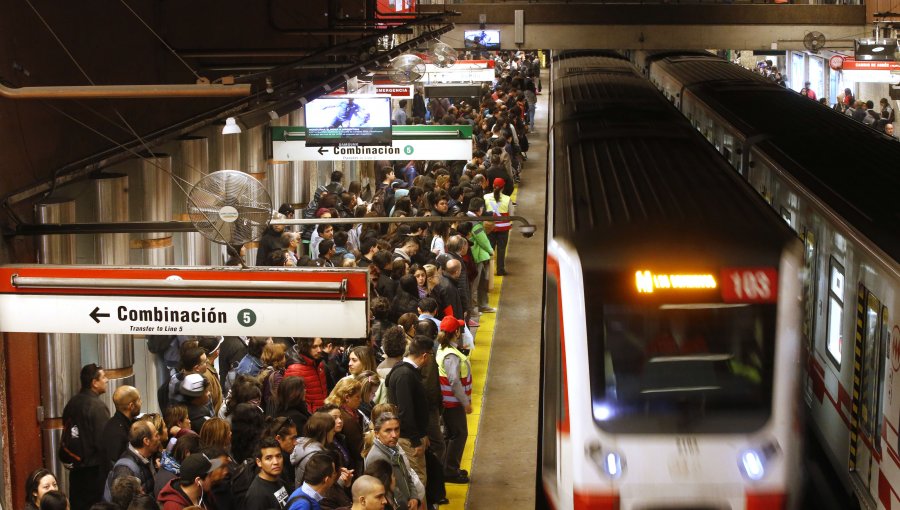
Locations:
199;417;232;451
25;468;58;510
316;403;352;476
259;342;287;414
221;374;262;420
291;412;336;486
347;345;377;378
275;375;311;434
229;402;266;463
423;264;440;296
355;370;381;419
392;274;421;322
411;264;428;299
325;377;366;476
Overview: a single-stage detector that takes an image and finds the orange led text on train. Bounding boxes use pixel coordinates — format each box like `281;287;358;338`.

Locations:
635;270;717;293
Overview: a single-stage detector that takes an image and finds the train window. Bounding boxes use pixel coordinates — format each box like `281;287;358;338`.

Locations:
826;259;845;366
860;291;884;449
541;276;561;475
802;228;819;349
586;301;775;434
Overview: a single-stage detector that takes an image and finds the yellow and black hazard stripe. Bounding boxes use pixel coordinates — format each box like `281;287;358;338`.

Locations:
848;283;866;471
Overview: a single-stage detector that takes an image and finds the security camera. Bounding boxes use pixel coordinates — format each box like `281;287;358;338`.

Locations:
519;225;536;238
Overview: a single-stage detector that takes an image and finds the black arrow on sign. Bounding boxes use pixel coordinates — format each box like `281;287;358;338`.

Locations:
317;146;327;156
90;306;110;324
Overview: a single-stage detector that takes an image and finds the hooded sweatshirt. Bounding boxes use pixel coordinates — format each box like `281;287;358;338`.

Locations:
157;478;205;510
290;439;325;486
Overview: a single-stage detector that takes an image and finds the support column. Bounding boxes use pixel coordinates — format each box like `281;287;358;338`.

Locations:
135;154;175;266
94;174;136;410
35;199;80;494
175;136;213;266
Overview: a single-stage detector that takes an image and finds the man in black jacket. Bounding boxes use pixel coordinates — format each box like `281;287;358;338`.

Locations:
102;385;141;469
385;336;433;488
62;363;110;510
219;336;249;390
431;260;463;320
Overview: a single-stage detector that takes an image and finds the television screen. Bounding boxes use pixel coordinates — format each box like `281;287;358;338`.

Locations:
304;96;392;146
464;30;500;50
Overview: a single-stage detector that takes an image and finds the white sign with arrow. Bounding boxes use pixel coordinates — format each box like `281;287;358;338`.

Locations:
0;294;367;338
272;138;472;162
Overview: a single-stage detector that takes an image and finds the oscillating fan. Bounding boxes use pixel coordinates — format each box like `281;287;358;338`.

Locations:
389;54;426;84
803;32;826;53
187;170;273;247
430;42;458;68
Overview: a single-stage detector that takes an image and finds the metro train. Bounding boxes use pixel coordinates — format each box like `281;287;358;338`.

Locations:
539;50;805;510
636;50;900;510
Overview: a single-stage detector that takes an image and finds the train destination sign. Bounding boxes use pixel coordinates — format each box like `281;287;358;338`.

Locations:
0;265;369;338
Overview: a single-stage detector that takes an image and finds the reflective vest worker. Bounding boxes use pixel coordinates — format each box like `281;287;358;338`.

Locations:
483;178;512;232
436;315;473;483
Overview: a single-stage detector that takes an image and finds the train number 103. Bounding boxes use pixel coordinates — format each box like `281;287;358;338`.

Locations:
721;268;778;303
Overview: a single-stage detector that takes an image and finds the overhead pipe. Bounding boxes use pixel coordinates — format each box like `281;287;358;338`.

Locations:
0;82;251;100
15;215;538;237
0;19;455;210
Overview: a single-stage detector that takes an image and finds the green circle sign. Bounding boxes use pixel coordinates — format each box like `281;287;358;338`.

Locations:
404;144;414;155
237;308;257;327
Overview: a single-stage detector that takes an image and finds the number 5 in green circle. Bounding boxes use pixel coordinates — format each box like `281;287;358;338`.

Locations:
238;308;257;327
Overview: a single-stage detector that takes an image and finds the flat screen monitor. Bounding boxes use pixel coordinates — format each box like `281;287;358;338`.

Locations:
464;30;500;50
304;96;392;146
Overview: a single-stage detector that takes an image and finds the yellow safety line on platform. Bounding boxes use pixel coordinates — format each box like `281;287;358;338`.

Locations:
445;185;517;509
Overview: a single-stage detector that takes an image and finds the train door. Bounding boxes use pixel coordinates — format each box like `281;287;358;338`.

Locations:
848;285;888;500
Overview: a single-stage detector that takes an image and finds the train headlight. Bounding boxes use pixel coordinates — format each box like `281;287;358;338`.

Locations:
739;441;780;482
605;452;623;478
587;442;626;480
740;449;766;481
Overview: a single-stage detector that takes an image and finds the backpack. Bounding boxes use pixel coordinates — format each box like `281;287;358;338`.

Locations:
370;187;387;216
230;458;260;507
147;335;175;355
58;417;86;469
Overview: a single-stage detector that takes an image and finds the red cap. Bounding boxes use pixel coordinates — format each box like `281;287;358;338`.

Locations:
493;178;505;189
440;315;465;333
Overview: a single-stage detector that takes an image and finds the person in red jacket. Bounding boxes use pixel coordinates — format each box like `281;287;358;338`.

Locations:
284;337;329;413
156;448;227;509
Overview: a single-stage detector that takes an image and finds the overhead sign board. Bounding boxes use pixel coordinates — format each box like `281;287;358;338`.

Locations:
842;58;900;84
0;265;369;338
271;126;473;161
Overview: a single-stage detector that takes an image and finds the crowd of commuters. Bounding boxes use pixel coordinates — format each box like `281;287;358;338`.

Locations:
750;58;899;139
37;49;540;510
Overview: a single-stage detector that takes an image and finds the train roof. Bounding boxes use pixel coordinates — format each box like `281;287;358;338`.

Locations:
551;52;795;271
652;54;900;262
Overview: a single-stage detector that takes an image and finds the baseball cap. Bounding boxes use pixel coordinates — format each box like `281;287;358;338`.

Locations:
179;454;224;485
493;178;505;189
180;373;208;398
440;315;465;333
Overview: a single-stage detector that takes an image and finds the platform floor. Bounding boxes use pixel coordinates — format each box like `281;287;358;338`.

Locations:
445;74;549;510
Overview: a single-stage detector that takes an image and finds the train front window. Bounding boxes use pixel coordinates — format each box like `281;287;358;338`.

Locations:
588;302;776;434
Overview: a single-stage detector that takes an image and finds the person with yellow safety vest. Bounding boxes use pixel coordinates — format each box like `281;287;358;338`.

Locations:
483;178;513;277
436;316;472;484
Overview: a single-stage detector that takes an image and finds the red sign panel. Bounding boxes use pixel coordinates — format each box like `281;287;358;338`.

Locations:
376;0;416;20
720;267;778;303
841;59;900;72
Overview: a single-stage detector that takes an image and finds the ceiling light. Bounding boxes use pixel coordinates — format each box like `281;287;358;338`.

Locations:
222;117;241;135
872;46;885;52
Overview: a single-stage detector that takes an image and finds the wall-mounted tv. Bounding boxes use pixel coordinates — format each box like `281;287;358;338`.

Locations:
304;95;392;146
464;30;500;50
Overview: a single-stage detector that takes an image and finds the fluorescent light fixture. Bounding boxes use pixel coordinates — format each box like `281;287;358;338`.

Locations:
855;38;899;61
222;117;241;135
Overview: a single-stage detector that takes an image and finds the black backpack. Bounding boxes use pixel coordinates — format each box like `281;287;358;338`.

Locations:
58;417;86;469
230;458;259;507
